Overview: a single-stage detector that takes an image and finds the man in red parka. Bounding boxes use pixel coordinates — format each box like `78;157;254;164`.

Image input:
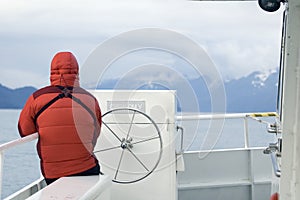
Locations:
18;51;102;185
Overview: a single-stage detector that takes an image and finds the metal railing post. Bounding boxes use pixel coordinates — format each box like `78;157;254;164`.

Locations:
244;117;250;148
0;151;3;199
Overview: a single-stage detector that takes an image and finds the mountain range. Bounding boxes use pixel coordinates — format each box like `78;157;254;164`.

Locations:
0;70;279;112
0;84;36;109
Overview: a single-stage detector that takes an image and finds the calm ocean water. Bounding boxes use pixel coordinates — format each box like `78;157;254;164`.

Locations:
0;109;277;199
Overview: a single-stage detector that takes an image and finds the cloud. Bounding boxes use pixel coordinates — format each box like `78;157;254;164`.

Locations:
0;69;48;89
0;0;284;88
206;39;281;79
0;0;283;38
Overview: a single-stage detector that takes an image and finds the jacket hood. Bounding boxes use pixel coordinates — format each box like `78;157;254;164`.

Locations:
50;52;79;87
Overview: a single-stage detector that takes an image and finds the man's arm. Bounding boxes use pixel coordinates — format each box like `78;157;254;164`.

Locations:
18;95;37;137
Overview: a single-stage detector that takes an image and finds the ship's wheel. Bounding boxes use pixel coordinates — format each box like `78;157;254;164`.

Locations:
94;108;163;184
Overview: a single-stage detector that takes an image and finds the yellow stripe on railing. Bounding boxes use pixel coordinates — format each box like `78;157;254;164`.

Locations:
246;112;278;118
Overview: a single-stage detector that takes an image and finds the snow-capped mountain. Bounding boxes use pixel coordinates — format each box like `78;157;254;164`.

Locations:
0;69;279;112
98;69;279;113
224;70;278;112
251;69;278;88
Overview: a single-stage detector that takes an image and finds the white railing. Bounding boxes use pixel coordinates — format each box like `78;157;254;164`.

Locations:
0;112;278;199
176;112;278;200
0;133;38;198
176;112;278;149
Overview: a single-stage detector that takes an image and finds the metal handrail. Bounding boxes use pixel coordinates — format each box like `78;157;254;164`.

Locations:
176;126;184;154
270;152;281;177
176;113;251;149
176;113;249;120
0;133;38;198
0;133;38;151
175;112;278;121
175;112;278;150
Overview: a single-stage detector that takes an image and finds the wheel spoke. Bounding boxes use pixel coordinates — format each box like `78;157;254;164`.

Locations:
114;149;125;180
131;136;160;145
126;110;136;140
94;145;120;153
102;121;122;142
127;148;149;171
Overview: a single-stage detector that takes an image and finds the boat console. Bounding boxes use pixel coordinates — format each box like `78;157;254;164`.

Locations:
90;90;180;200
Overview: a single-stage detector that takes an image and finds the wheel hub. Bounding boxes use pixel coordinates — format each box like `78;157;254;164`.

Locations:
121;137;133;149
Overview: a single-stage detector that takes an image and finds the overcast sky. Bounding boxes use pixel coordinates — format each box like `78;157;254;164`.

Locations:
0;0;284;89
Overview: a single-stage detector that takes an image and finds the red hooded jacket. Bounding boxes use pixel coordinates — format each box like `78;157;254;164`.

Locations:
18;52;101;179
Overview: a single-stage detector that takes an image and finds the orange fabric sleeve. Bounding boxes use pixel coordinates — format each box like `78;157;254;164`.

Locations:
95;100;102;138
18;95;37;137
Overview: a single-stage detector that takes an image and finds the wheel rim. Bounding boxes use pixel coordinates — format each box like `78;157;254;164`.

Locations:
94;108;163;184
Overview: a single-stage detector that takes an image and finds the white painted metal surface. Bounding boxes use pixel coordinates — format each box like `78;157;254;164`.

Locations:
90;90;177;200
4;178;45;200
279;0;300;199
177;148;272;200
25;175;111;200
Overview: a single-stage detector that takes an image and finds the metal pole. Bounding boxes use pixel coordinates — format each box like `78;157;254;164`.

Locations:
244;117;249;149
0;151;3;199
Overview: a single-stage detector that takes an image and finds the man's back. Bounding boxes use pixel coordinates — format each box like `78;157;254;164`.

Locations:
18;52;102;182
